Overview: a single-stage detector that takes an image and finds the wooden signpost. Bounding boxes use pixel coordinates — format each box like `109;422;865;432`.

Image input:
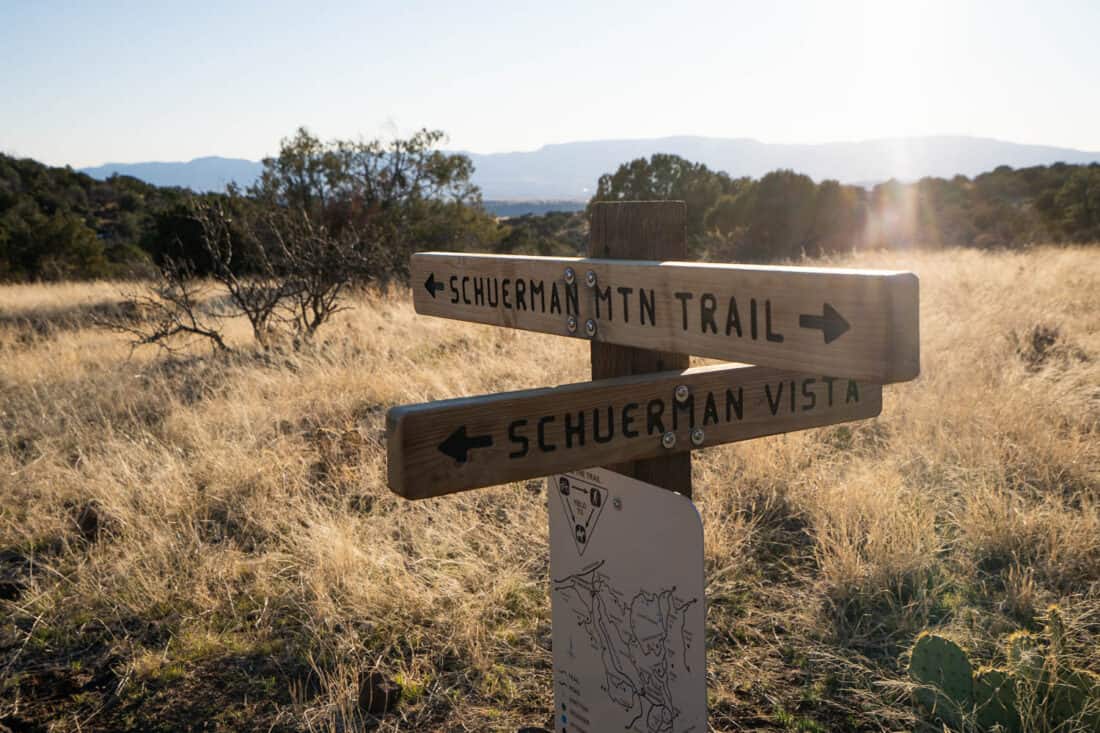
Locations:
588;201;693;496
385;201;920;731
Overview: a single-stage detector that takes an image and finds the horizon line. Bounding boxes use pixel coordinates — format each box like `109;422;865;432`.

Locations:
47;132;1100;170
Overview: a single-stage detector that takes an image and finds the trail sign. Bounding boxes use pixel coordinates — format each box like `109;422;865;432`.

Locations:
410;252;920;383
386;363;881;499
550;467;705;733
385;200;920;732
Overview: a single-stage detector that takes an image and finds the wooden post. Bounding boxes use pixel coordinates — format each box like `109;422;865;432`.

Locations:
589;200;692;498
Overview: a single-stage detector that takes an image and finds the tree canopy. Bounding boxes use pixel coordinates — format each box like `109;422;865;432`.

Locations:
587;153;749;237
0;155;187;280
208;127;503;280
588;154;1100;262
0;128;505;282
2;143;1099;281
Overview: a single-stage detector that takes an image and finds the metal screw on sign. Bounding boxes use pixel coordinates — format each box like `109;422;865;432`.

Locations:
691;428;705;446
584;319;598;337
563;267;576;285
675;384;691;403
566;315;578;334
584;270;598;288
613;497;623;510
661;431;676;449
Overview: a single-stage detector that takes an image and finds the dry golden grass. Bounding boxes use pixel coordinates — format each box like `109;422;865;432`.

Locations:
1;246;1098;731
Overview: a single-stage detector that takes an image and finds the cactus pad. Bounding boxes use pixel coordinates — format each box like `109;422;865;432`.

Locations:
909;633;973;726
974;667;1021;733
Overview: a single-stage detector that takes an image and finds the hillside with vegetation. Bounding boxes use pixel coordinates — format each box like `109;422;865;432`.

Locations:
0;128;509;284
4;135;1100;284
0;155;187;281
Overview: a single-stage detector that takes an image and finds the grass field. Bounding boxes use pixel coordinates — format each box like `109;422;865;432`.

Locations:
1;246;1099;732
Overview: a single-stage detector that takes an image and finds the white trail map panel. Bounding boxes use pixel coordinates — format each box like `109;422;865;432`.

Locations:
549;467;705;733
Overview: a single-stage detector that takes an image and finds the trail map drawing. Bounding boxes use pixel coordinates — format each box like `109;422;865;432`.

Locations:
554;561;699;732
550;468;705;733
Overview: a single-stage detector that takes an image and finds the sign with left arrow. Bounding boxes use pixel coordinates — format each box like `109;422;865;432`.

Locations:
423;272;446;298
436;425;493;463
411;252;919;383
387;362;882;499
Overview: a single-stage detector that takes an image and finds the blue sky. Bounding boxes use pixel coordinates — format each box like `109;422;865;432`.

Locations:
2;0;1098;167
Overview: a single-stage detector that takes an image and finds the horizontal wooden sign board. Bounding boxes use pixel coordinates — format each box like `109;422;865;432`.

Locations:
411;252;920;383
387;363;881;499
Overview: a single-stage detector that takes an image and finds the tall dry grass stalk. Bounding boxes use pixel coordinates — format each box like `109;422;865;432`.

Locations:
1;246;1098;731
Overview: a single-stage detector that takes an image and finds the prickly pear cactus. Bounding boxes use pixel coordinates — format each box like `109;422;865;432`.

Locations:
909;633;973;727
1004;630;1045;687
973;667;1021;733
1048;668;1100;731
909;624;1100;731
1001;624;1100;731
1043;605;1065;650
1003;630;1040;666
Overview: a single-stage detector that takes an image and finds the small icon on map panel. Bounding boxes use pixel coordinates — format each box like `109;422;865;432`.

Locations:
557;477;607;557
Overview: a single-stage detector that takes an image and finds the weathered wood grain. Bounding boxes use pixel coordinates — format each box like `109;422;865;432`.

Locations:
410;251;920;383
386;363;882;499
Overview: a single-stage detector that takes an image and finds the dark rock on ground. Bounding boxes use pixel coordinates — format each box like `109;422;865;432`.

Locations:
74;501;103;542
358;671;401;716
0;550;30;601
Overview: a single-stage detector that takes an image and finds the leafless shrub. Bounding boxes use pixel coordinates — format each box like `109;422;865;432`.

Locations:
190;201;295;347
103;199;370;353
1014;323;1090;371
99;258;229;354
264;209;371;342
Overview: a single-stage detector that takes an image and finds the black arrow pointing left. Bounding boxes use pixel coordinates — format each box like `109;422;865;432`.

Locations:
438;426;493;463
424;272;445;298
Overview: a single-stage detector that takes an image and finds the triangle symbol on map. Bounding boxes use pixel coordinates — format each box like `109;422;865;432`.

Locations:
556;478;608;557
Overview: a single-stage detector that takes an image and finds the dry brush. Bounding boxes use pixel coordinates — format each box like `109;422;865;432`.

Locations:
0;246;1098;731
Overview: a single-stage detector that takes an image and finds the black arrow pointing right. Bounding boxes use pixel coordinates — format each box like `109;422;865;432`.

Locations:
424;272;445;298
799;303;851;344
438;426;493;463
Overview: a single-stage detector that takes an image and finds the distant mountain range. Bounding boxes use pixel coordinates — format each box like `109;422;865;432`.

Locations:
80;156;263;194
81;135;1100;209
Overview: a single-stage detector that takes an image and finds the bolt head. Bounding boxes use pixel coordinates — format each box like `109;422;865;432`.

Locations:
584;319;598;337
584;270;598;288
690;427;705;446
675;384;690;403
563;267;576;285
613;497;623;510
566;315;578;334
661;431;676;449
